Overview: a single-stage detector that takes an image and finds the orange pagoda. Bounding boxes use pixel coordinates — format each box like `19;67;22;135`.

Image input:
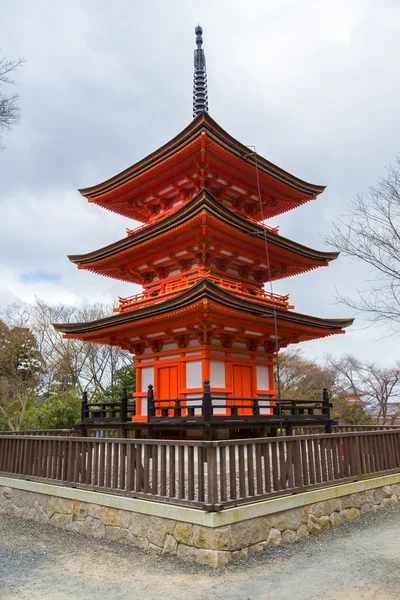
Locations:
55;26;353;439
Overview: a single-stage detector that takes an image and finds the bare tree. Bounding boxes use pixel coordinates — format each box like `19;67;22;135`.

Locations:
0;52;25;148
328;355;400;424
279;350;373;424
278;349;336;400
325;157;400;332
2;299;131;395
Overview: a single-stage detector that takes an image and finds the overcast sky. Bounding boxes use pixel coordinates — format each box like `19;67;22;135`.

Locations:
1;0;399;365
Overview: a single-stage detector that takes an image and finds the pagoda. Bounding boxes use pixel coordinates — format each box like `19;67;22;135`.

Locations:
54;26;353;438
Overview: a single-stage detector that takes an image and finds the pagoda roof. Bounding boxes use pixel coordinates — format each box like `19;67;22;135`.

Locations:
68;189;338;282
79;112;325;222
54;279;353;347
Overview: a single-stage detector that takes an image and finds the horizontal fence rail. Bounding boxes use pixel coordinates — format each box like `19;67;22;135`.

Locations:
292;424;400;436
0;430;75;436
1;430;400;511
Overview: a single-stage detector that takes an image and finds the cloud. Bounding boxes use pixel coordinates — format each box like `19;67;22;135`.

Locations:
1;0;399;364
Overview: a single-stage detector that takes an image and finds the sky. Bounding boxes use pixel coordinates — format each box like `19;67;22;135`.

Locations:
1;0;399;366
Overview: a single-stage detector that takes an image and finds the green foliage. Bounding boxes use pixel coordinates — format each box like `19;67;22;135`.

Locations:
100;364;136;400
0;320;44;430
23;388;81;430
331;393;373;425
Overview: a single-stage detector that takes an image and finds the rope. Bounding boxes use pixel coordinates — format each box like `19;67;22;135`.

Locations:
245;147;283;434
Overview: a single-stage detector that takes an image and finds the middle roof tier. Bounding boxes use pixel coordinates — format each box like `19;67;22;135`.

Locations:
69;190;338;289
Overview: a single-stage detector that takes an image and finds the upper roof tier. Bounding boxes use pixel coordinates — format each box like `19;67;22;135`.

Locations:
79;113;325;223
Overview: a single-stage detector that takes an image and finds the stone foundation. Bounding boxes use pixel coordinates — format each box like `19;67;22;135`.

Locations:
1;474;399;568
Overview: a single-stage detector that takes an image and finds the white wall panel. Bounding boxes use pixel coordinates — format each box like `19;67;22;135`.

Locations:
141;367;154;391
210;360;225;388
140;367;154;416
187;339;201;347
257;394;272;415
213;392;226;415
163;343;178;352
186;393;202;416
256;365;269;390
186;360;202;388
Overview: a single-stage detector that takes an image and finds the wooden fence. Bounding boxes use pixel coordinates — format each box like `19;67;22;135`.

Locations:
1;430;400;512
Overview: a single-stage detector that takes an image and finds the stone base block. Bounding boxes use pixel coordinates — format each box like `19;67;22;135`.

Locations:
1;473;399;568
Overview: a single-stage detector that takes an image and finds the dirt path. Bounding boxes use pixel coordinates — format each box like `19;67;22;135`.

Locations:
1;504;400;600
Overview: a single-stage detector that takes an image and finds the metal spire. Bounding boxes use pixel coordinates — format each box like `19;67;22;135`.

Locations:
193;25;208;119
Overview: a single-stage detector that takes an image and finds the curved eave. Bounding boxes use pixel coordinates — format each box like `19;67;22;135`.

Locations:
79;113;325;201
68;190;338;276
54;279;354;336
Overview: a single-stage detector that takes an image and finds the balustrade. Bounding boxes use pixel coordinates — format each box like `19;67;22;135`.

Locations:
117;274;291;312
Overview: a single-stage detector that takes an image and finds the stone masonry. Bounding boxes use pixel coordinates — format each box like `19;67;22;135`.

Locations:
1;478;400;568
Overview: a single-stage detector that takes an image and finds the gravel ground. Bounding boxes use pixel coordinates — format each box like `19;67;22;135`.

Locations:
1;504;400;600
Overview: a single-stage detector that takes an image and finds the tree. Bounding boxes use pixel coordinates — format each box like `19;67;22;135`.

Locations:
330;392;373;426
102;364;136;400
0;299;134;430
278;349;335;400
0;52;24;148
0;320;44;430
325;157;400;332
328;355;400;425
3;299;131;395
23;388;81;430
278;350;373;425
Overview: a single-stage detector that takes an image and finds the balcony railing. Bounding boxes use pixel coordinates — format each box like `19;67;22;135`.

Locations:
79;383;333;437
81;390;135;424
146;383;331;427
125;202;279;236
117;275;291;313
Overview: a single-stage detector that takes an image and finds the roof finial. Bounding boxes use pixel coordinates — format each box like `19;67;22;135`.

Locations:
193;25;208;119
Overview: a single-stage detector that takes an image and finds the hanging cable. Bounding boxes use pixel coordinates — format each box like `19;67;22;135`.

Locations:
245;146;283;434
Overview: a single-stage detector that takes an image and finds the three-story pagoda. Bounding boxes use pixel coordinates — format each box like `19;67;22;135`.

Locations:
54;27;353;437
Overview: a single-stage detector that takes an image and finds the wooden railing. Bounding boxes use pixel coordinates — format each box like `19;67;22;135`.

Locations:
292;424;400;436
116;274;291;313
81;389;135;424
147;382;331;426
1;430;400;511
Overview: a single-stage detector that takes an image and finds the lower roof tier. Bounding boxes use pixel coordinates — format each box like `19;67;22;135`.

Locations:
54;280;353;351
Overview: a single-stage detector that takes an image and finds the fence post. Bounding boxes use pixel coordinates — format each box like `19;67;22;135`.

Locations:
203;380;212;422
120;388;128;422
253;396;260;416
174;398;181;418
323;388;332;433
207;444;218;508
203;380;212;441
148;385;155;419
322;388;330;415
81;391;88;422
